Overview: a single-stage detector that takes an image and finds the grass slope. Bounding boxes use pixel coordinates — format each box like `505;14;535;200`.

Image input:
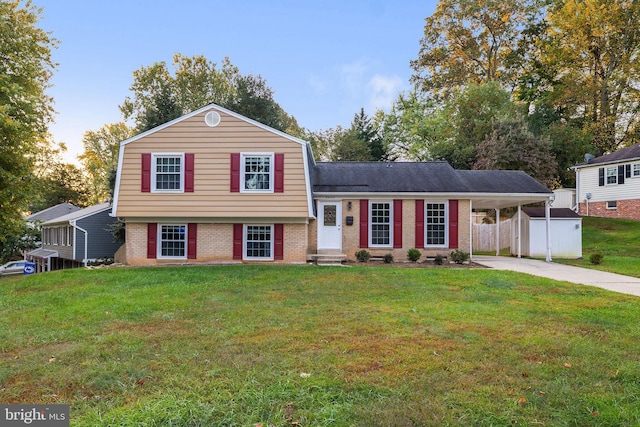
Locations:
2;265;640;426
555;217;640;277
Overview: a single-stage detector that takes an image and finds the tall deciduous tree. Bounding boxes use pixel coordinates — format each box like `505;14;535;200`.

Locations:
540;0;640;154
474;117;558;187
0;0;57;255
79;123;133;204
411;0;538;96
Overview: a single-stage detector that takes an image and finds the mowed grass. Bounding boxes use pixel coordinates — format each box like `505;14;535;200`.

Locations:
2;265;640;426
555;217;640;277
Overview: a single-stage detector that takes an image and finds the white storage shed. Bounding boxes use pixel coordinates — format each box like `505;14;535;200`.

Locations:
511;208;582;259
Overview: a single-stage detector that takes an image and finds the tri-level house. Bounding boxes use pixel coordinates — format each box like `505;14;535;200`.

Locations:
573;143;640;220
112;104;554;265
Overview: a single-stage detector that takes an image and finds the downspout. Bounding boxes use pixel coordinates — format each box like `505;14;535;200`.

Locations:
495;208;500;256
545;198;552;263
517;204;522;258
469;199;473;260
71;220;89;266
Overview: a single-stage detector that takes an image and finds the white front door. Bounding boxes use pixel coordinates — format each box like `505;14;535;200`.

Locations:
317;200;342;251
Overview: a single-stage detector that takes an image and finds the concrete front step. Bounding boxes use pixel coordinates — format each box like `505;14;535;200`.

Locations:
308;253;347;265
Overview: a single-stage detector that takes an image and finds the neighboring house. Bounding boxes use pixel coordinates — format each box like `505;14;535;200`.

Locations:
573;143;640;220
510;208;582;259
26;203;121;272
112;104;553;265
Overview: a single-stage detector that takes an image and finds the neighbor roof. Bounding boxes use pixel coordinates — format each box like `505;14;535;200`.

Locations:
42;203;112;226
27;203;80;222
313;162;552;195
574;143;640;168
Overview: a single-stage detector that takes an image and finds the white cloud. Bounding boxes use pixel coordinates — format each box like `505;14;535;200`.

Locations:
368;74;404;112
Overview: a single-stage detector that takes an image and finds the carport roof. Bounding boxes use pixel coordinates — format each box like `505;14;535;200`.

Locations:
313;162;552;209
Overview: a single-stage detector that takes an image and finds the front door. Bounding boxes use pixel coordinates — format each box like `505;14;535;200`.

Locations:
317;200;342;251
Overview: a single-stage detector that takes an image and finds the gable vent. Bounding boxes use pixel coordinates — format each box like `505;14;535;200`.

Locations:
205;111;221;127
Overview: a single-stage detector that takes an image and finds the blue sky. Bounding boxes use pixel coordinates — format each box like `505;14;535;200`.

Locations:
36;0;438;163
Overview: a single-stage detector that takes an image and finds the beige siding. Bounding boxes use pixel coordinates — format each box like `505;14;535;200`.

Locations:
116;110;310;218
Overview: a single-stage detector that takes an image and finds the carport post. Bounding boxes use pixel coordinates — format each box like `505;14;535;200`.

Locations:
469;199;473;260
517;204;522;258
545;199;552;262
495;208;500;256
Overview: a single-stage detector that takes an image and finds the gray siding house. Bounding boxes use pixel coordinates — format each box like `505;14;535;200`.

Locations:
27;203;121;272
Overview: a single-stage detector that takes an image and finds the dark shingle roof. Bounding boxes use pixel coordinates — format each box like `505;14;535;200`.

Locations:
313;162;551;195
523;208;581;218
578;143;640;167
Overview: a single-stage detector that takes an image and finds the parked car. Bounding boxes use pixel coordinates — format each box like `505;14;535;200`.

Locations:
0;260;27;276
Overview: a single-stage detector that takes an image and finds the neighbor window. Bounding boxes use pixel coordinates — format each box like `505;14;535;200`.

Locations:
426;202;447;246
159;225;186;258
153;154;183;192
606;166;617;185
244;225;273;260
242;154;273;192
633;163;640;177
606;201;617;209
370;202;391;246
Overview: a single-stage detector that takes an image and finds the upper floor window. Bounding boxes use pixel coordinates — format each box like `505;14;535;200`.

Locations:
426;202;447;246
370;201;391;247
241;153;273;192
606;166;617;185
153;154;184;192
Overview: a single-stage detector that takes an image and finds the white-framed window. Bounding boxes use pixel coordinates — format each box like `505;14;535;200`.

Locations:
67;226;73;246
606;201;617;209
52;227;59;246
633;163;640;177
370;201;392;247
158;224;186;259
152;153;184;192
425;202;448;247
606;166;617;185
244;225;273;260
241;153;273;193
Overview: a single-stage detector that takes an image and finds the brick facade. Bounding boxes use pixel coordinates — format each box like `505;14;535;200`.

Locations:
578;199;640;220
312;199;472;262
124;222;309;265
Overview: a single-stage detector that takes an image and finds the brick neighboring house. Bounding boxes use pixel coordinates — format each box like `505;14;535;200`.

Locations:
573;143;640;220
112;104;554;265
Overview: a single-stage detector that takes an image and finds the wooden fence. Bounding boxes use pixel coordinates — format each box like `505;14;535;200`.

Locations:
472;219;511;252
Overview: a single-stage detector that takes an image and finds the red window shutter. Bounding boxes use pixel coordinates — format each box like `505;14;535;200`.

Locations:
415;200;424;248
147;223;157;259
230;153;240;192
393;200;403;248
274;153;284;193
449;200;459;249
359;199;369;248
185;153;195;192
187;223;197;259
274;224;284;260
141;153;151;192
233;224;243;260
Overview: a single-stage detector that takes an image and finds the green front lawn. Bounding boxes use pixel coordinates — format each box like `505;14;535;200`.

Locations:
2;265;640;425
555;217;640;277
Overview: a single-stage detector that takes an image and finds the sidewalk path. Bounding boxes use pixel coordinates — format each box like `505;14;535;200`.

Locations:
472;256;640;297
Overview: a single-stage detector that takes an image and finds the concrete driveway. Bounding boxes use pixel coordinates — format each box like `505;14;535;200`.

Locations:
472;256;640;297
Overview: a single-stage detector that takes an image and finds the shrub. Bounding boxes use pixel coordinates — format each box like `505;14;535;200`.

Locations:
383;254;394;264
590;252;604;265
450;249;470;264
407;248;421;262
434;254;444;265
355;249;371;263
